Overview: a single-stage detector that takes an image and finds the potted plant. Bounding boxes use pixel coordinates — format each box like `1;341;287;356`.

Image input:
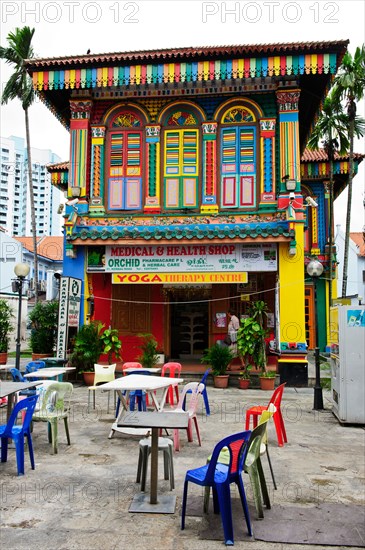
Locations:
100;327;122;365
259;369;276;390
28;301;59;360
0;299;15;364
201;343;234;388
70;321;105;385
238;367;252;389
237;300;274;389
137;333;159;368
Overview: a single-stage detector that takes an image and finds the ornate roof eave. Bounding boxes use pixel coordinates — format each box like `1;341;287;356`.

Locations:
66;221;295;244
25;40;349;69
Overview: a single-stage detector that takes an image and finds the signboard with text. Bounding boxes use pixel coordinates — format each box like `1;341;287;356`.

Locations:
106;243;277;275
56;276;82;359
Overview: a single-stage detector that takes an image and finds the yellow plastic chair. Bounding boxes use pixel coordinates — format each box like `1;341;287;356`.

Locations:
32;382;73;454
88;363;116;413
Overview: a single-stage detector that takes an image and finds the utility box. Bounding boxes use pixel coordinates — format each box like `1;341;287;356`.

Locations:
330;305;365;424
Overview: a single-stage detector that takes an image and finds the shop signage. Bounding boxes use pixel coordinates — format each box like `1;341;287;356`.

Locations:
56;276;82;359
106;243;277;273
112;272;248;284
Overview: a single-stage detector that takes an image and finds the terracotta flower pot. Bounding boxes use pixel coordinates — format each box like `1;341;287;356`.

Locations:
238;378;250;390
82;372;95;386
0;352;8;365
213;374;229;388
259;376;275;391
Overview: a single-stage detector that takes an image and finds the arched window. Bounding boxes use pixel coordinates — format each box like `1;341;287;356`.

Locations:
106;109;144;211
161;105;202;210
217;102;260;209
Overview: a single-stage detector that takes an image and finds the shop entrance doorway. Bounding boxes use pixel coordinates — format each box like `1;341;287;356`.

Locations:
170;299;209;362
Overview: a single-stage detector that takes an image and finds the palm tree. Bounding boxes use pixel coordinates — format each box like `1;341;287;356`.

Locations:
333;45;365;298
0;26;39;303
307;90;349;311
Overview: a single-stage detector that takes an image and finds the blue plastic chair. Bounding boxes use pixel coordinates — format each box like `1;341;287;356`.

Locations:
9;368;37;397
24;362;41;382
115;370;151;417
183;368;211;415
26;360;46;369
129;370;151;412
0;395;39;475
181;430;252;546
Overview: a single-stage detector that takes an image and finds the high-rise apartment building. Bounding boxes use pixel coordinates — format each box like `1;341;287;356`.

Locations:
0;135;63;236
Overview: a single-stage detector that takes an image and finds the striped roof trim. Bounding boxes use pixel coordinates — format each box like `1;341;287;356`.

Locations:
68;221;294;242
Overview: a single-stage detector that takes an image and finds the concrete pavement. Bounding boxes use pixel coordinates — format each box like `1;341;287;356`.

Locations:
0;378;364;549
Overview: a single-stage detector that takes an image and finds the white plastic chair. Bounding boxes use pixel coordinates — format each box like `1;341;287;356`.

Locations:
170;382;205;451
88;364;116;413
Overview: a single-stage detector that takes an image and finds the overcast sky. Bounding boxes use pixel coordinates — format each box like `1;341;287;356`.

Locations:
1;0;364;231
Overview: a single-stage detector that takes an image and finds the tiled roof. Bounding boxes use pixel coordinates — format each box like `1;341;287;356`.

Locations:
351;232;365;256
68;221;294;243
302;149;365;162
26;40;349;69
15;236;63;261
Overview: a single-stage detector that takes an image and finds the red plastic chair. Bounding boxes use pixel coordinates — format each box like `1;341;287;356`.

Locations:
122;362;143;376
245;382;287;447
161;362;182;405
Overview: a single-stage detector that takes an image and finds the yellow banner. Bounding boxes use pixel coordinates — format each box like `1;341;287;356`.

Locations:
112;272;248;284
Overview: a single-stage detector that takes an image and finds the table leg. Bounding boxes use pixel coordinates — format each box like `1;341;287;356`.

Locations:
108;390;129;439
150;427;158;504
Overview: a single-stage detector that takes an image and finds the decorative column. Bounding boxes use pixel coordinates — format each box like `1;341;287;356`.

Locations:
89;125;106;215
68;98;93;199
144;125;161;212
201;122;218;214
259;118;276;208
276;89;301;192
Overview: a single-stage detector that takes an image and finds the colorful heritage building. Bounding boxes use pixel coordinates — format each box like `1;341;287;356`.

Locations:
27;41;363;377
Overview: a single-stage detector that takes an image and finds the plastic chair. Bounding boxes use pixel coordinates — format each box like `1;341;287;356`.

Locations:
258;406;277;490
245;382;287;446
181;430;252;546
129;369;151;411
87;363;116;413
26;360;46;369
161;362;182;406
24;362;41;382
244;420;271;519
0;395;39;475
183;368;211;415
32;382;73;454
170;382;204;451
136;436;174;492
9;368;37;397
122;362;143;375
203;421;271;520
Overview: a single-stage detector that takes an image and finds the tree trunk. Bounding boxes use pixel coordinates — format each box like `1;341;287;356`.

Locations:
25;107;39;304
341;113;355;298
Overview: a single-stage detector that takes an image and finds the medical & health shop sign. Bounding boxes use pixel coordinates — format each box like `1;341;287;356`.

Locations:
105;243;277;274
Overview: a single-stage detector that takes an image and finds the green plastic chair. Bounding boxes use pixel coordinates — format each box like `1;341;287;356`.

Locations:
258;406;277;490
32;382;73;454
244;419;271;519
